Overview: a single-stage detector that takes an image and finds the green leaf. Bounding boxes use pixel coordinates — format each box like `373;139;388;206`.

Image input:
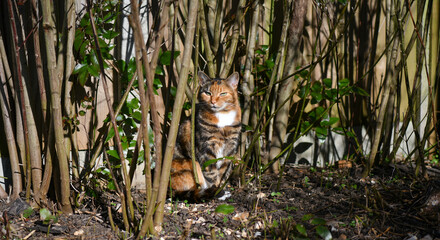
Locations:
352;86;369;96
127;98;140;110
302;214;314;221
170;86;177;97
316;225;332;240
155;65;164;75
132;111;142;122
296;223;307;236
338;78;350;88
183;102;192;110
265;59;275;69
116;114;124;122
106;128;115;143
40;208;52;221
107;149;119;159
315;126;328;140
78;71;88;86
332;127;355;137
88;65;99;77
108;180;116;190
203;158;221;169
309;106;325;122
300;121;311;134
22;207;34;218
73;63;88;74
299;84;310;99
102;30;119;40
154;77;163;89
255;49;265;55
322;78;332;88
321;117;339;127
159;51;180;65
324;89;338;101
311;82;322;92
311;218;327;225
299;70;309;79
242;124;253;132
215;204;235;215
121;141;128;150
310;91;323;104
79;110;86;116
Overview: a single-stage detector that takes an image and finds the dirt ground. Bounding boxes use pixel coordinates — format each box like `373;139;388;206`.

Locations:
1;163;439;239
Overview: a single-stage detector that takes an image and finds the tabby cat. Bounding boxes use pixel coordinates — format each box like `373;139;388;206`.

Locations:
170;71;241;200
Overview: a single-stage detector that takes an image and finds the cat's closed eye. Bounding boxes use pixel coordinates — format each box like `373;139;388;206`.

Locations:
204;91;212;96
220;92;227;96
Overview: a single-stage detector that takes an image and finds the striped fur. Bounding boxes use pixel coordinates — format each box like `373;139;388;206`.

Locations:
170;71;241;200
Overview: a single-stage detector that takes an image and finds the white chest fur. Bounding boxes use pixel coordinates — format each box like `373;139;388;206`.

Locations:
215;111;237;128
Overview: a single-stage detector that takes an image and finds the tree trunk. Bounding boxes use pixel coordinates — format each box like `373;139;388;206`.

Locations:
269;0;308;173
154;0;199;228
41;0;72;213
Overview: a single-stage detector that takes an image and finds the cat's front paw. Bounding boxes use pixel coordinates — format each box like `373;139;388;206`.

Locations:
217;190;231;201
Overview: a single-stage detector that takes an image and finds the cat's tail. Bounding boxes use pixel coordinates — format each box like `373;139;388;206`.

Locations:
170;158;209;200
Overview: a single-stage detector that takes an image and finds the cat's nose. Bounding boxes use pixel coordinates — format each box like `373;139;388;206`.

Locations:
211;98;217;104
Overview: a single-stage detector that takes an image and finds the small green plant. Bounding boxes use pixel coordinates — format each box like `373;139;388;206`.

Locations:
303;176;310;187
22;207;34;219
39;208;59;236
215;204;235;214
430;154;439;165
267;213;332;239
285;206;298;211
270;192;282;197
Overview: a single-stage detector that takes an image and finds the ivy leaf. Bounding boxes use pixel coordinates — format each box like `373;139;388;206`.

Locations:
215;204;235;214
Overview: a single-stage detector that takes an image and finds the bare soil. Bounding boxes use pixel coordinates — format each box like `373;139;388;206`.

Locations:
1;164;439;239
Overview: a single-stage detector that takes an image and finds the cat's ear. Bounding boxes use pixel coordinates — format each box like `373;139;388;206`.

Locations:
226;72;239;89
198;71;211;85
